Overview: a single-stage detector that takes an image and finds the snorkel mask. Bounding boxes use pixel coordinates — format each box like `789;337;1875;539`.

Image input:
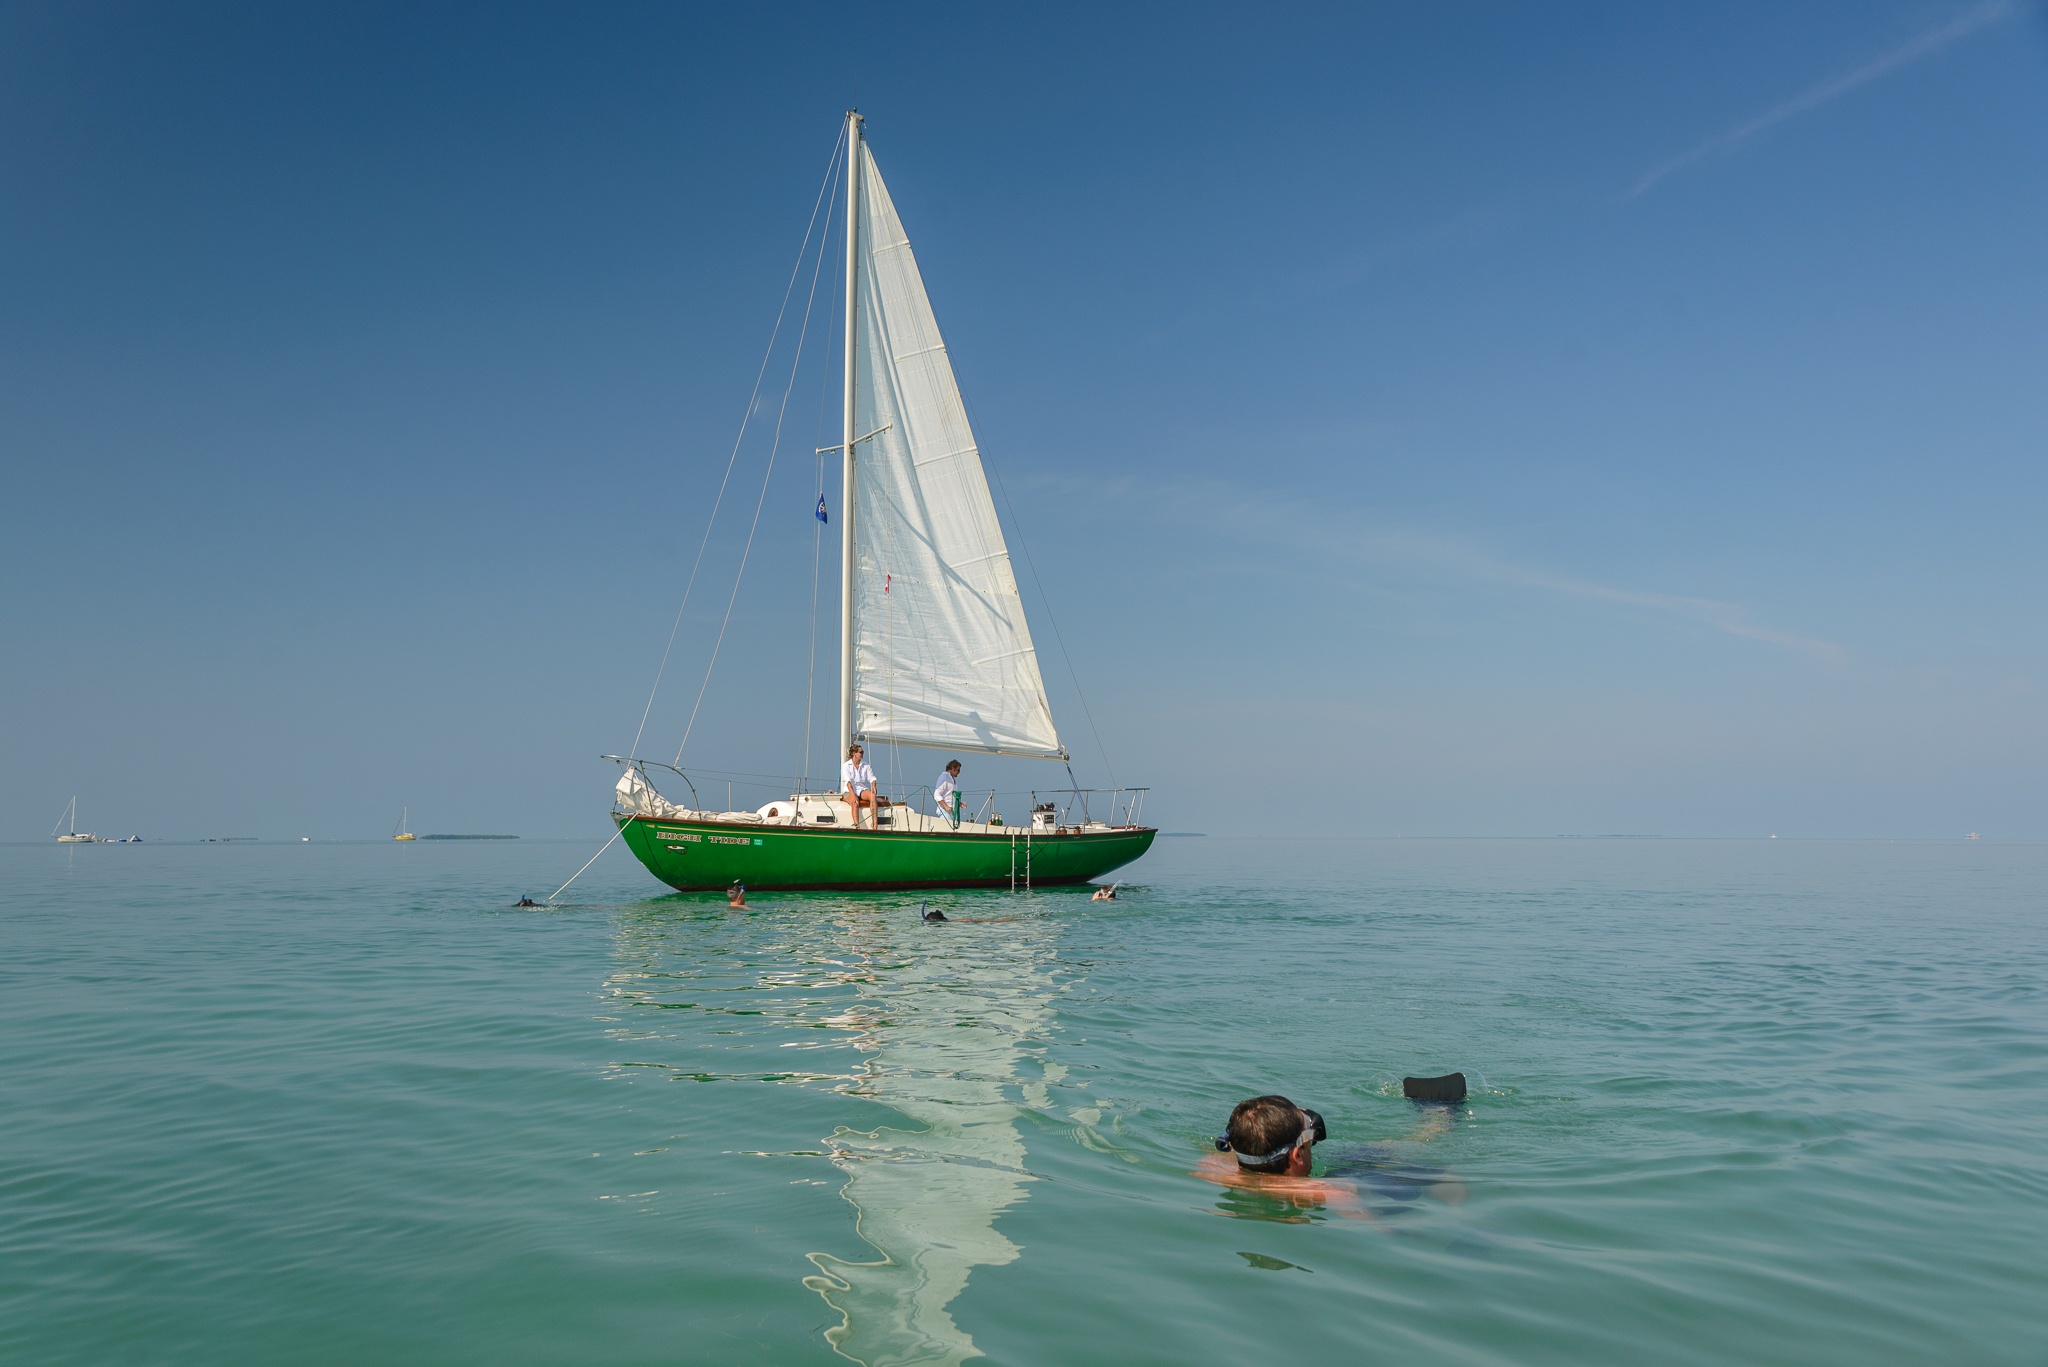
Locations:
1214;1107;1327;1170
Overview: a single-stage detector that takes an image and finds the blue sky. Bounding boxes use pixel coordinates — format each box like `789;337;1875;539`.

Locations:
4;1;2045;840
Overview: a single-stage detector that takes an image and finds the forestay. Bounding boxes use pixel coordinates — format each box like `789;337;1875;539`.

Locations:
849;151;1065;759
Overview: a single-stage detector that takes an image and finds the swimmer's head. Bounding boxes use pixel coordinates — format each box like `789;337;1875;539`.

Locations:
1218;1095;1325;1172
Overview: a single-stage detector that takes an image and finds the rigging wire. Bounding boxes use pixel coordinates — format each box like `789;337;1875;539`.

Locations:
626;127;846;758
558;132;843;904
799;446;828;792
675;145;839;769
921;256;1112;787
545;829;621;904
798;167;845;796
980;445;1118;788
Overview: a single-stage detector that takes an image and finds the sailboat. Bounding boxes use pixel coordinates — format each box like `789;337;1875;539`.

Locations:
392;808;416;840
611;111;1154;893
52;796;106;844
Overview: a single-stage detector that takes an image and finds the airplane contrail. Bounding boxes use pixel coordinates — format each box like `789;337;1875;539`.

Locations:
1631;1;2017;197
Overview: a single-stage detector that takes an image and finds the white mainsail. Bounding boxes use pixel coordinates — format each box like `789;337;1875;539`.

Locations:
847;148;1064;760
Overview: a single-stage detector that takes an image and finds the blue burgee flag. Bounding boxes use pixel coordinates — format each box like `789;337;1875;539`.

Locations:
815;496;829;524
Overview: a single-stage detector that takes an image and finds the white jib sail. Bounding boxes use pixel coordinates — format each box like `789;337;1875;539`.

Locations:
850;149;1065;760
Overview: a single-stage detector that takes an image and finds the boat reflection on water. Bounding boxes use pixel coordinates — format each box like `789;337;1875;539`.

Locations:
801;909;1056;1367
601;899;1061;1367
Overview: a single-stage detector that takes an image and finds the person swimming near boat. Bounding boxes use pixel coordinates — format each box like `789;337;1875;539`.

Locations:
918;901;1018;924
727;882;747;909
1091;883;1118;901
1195;1095;1370;1217
934;760;962;826
1195;1087;1467;1217
842;744;887;829
514;896;540;908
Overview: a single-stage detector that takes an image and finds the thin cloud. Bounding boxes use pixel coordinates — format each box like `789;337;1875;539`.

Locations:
1502;563;1845;659
1140;481;1846;660
1630;2;2016;197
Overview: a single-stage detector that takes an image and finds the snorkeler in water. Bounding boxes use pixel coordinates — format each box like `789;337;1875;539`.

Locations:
1195;1088;1467;1217
918;902;1018;924
727;882;747;909
1195;1096;1370;1217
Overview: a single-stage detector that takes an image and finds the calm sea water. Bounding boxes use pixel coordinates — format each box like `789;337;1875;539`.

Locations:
3;836;2043;1365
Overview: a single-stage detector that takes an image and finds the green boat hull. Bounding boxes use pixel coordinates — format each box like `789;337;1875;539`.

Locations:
617;814;1156;892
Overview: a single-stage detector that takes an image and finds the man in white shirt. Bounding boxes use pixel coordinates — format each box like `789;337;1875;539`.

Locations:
934;760;962;827
841;743;885;829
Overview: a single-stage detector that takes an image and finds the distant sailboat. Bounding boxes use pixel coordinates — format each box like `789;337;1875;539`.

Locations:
392;808;416;841
52;797;106;844
609;111;1154;892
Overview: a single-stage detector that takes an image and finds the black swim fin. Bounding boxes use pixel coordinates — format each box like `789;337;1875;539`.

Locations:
1402;1072;1467;1104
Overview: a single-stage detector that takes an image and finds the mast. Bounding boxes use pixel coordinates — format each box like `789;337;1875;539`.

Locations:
838;110;863;763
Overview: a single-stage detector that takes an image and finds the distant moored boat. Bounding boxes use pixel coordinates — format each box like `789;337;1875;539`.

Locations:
52;796;108;844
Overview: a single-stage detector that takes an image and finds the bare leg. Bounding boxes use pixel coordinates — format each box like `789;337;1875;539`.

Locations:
1407;1106;1454;1142
1402;1103;1466;1203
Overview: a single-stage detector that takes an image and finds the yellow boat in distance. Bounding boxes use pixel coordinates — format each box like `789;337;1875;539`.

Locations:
392;808;416;841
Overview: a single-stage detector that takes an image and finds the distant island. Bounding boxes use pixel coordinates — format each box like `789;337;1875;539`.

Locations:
420;834;519;841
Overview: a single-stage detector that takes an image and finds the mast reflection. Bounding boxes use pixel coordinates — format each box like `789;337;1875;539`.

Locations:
600;899;1060;1367
799;908;1055;1367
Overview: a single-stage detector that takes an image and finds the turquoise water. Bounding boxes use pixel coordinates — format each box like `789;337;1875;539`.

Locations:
3;837;2044;1365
